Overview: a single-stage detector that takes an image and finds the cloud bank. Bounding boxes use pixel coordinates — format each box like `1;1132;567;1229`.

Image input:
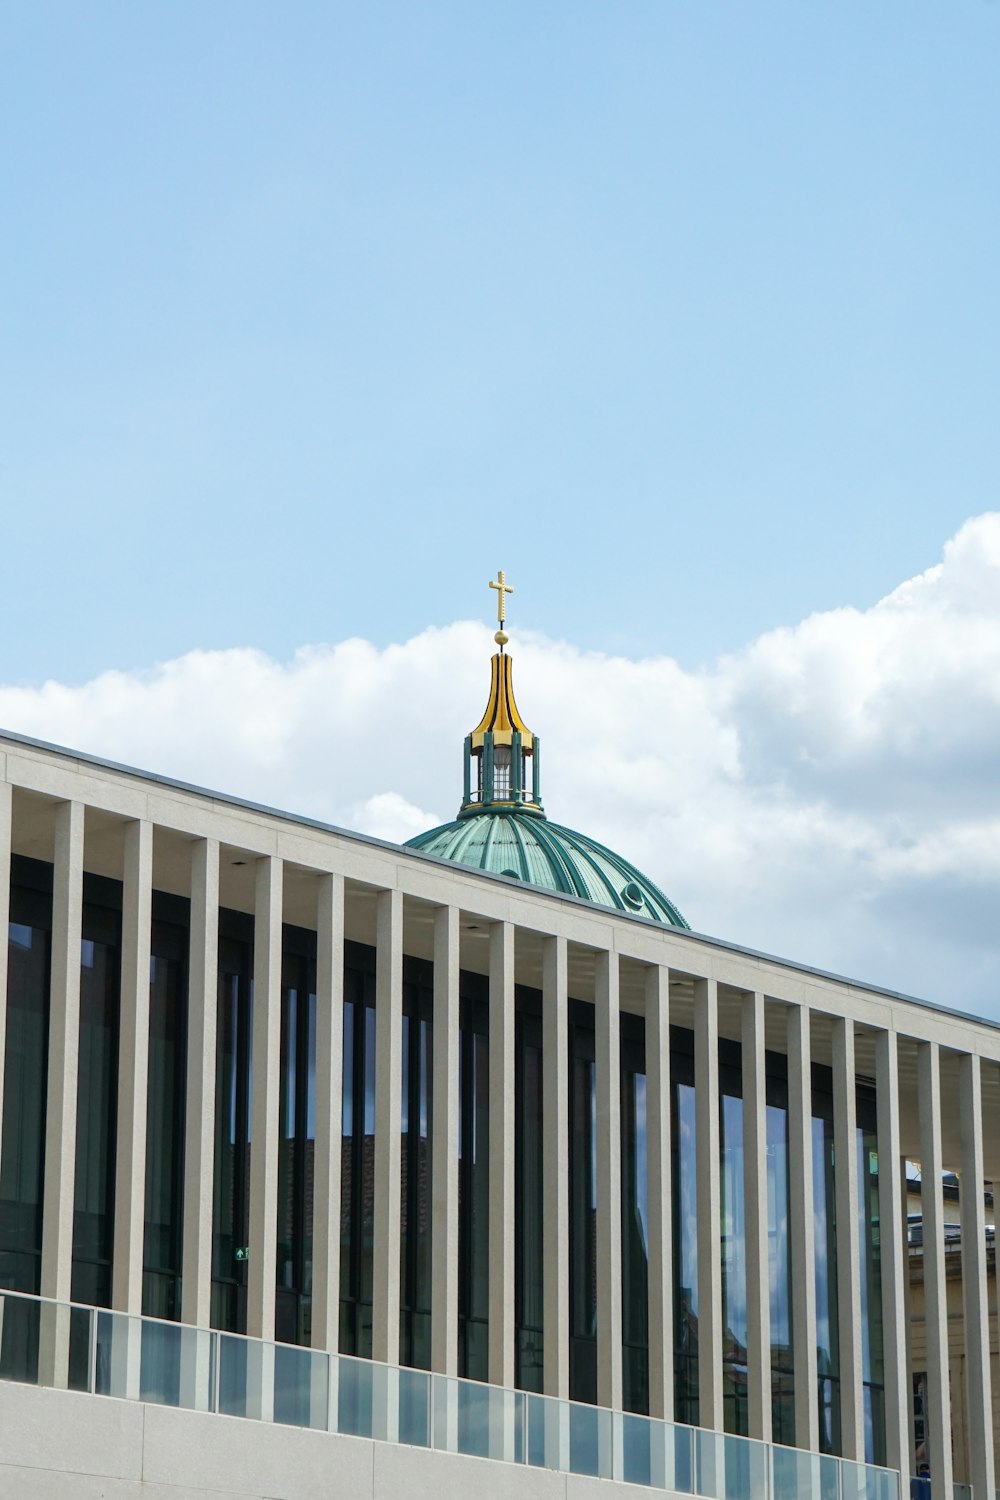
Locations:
3;515;999;1018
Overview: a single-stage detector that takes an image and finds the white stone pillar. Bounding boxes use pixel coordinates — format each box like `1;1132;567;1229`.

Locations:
542;934;570;1400
372;887;403;1367
595;949;623;1416
181;837;219;1331
875;1029;909;1482
645;964;673;1424
832;1015;863;1460
959;1052;994;1500
247;855;282;1347
787;1004;818;1453
742;990;771;1442
488;919;515;1390
917;1041;953;1498
40;800;84;1388
311;873;344;1356
112;819;153;1320
695;977;723;1432
431;904;460;1377
0;783;11;1170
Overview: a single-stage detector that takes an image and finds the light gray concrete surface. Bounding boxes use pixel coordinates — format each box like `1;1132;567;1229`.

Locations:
0;1381;711;1500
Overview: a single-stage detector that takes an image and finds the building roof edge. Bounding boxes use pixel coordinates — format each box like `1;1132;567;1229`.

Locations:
1;724;994;1036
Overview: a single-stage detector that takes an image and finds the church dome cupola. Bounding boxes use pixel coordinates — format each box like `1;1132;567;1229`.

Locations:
461;570;543;818
406;572;690;930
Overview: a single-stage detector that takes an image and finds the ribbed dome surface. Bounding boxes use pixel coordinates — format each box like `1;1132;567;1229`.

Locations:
406;811;689;928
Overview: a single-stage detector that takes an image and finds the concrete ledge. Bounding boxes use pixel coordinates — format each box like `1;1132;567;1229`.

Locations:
141;1403;376;1498
0;1380;144;1480
0;1380;702;1500
373;1440;568;1500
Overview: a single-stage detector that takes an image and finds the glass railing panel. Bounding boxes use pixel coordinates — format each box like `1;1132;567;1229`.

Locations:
217;1331;281;1421
841;1457;869;1500
524;1390;567;1471
337;1352;376;1439
567;1400;612;1479
455;1375;491;1458
397;1365;431;1448
217;1331;248;1418
953;1486;974;1500
0;1289;42;1386
429;1373;459;1454
67;1303;95;1392
869;1463;901;1500
722;1431;769;1500
694;1426;728;1499
95;1308;137;1398
443;1376;522;1462
141;1317;184;1407
669;1422;696;1494
274;1342;329;1430
841;1457;901;1500
621;1410;653;1487
773;1445;826;1500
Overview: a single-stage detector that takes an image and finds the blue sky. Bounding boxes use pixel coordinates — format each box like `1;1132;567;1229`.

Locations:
3;4;999;1014
3;1;998;683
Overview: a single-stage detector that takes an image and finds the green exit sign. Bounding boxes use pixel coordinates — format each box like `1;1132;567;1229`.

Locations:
234;1246;250;1262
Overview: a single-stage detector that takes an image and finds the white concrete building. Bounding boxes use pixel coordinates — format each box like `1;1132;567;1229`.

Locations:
0;625;997;1500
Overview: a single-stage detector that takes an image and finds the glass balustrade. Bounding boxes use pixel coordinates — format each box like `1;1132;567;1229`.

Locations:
0;1288;900;1500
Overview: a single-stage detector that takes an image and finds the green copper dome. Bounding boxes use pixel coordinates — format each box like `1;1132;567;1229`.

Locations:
405;574;689;929
407;810;690;927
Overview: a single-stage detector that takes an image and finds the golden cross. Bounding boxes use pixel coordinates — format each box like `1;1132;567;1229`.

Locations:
488;569;514;625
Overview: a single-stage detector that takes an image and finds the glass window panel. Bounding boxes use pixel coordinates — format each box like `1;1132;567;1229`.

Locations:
673;1078;699;1425
72;925;121;1308
0;912;51;1295
766;1100;794;1443
721;1090;748;1435
142;922;187;1320
516;1006;544;1392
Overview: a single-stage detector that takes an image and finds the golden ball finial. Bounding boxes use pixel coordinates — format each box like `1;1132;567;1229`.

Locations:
494;629;509;647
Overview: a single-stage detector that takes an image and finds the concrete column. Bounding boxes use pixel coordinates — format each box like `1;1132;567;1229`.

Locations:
645;964;673;1423
595;949;623;1415
247;855;282;1346
488;920;515;1389
181;837;219;1329
112;819;153;1318
787;1004;818;1453
959;1053;994;1500
742;990;771;1442
41;800;85;1305
542;934;570;1400
695;977;723;1432
917;1041;953;1499
431;904;460;1377
0;783;11;1171
832;1015;863;1460
39;800;84;1390
372;887;403;1367
875;1029;909;1482
311;873;344;1355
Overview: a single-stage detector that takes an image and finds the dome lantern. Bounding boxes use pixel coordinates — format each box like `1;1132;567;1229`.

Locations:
461;570;543;818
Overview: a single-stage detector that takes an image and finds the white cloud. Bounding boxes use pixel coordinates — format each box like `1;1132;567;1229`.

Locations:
3;514;1000;1018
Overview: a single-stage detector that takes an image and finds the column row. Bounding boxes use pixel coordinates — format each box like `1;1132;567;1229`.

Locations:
0;804;996;1494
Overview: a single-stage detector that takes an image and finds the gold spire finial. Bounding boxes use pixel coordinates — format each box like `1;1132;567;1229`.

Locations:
489;569;514;646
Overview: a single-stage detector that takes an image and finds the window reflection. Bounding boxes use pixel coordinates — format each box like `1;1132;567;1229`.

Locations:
673;1076;699;1424
621;1017;648;1413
